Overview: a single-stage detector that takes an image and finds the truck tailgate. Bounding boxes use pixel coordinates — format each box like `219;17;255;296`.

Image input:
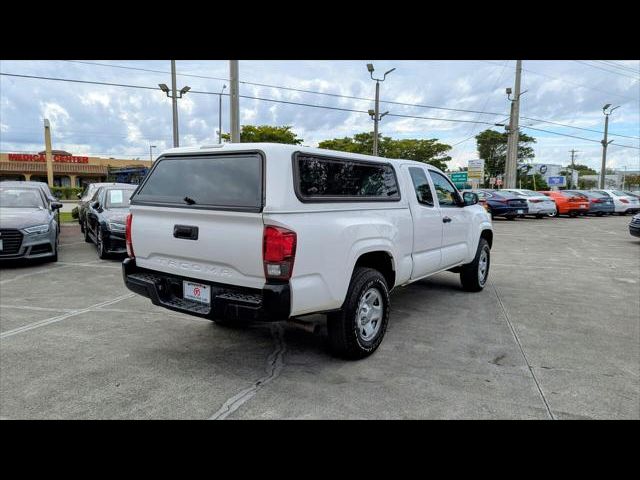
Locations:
131;205;265;289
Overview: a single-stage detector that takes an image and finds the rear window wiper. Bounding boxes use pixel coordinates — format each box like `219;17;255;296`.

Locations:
183;196;196;205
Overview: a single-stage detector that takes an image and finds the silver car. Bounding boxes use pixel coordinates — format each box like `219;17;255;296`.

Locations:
0;184;63;262
500;188;557;218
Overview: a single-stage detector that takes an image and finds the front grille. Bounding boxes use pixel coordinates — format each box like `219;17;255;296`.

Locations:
0;229;23;255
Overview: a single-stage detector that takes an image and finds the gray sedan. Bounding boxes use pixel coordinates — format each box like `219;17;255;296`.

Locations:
0;184;62;262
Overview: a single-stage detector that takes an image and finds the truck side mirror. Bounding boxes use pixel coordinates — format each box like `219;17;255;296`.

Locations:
91;201;100;210
51;202;63;210
463;192;479;206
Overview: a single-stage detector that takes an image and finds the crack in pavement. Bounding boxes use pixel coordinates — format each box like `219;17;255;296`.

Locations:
491;282;556;420
209;323;286;420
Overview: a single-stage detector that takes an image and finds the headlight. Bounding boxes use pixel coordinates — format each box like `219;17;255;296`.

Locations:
108;222;126;232
24;224;50;235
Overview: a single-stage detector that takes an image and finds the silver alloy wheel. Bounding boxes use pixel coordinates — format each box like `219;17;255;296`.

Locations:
478;247;489;286
356;287;383;341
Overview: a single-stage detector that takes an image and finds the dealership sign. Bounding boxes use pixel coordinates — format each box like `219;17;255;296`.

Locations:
467;159;485;180
8;153;89;164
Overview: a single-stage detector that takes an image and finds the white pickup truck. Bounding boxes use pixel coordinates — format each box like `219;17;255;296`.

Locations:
122;143;493;358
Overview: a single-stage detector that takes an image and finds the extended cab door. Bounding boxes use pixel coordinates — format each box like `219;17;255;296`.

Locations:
429;170;471;267
404;165;443;279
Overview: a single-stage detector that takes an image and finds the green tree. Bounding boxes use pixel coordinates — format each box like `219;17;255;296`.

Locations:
475;129;536;181
579;178;598;189
318;132;452;171
566;163;597;175
221;125;303;144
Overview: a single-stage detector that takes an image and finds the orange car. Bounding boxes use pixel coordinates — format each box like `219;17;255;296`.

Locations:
540;190;590;217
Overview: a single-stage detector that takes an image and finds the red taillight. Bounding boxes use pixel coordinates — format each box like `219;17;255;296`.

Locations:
125;213;134;258
263;226;296;281
620;199;629;204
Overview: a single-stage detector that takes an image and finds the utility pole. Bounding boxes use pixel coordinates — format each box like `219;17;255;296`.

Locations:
158;61;190;148
218;84;227;143
366;63;395;156
43;118;54;187
599;104;619;189
230;61;240;143
171;60;179;147
504;60;524;189
569;149;578;189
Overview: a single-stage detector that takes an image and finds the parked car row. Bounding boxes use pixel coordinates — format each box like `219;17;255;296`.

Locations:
462;188;640;219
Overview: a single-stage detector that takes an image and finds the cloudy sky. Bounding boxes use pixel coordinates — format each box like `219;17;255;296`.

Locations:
0;60;638;172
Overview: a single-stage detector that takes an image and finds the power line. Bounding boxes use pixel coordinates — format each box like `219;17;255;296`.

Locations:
2;71;640;151
521;125;640;150
19;63;640;140
593;60;640;75
572;60;640;80
62;60;510;118
476;60;638;102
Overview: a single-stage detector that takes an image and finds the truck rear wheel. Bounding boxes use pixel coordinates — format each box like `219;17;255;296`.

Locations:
327;267;390;359
460;238;490;292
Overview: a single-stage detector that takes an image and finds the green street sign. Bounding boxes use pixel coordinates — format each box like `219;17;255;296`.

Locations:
450;172;468;183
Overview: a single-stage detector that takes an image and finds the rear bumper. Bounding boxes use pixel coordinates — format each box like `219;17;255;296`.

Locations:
491;205;528;217
122;258;290;322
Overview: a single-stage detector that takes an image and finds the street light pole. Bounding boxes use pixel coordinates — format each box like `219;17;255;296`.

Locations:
218;84;227;144
599;104;619;189
367;63;395;156
171;60;179;147
158;61;190;149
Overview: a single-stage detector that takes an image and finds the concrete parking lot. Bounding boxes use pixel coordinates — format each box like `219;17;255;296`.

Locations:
1;215;638;419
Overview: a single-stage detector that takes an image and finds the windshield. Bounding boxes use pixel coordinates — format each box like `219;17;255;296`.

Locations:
106;188;135;208
0;187;45;208
611;190;627;196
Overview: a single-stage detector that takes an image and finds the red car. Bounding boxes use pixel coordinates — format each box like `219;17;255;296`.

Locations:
540;191;590;217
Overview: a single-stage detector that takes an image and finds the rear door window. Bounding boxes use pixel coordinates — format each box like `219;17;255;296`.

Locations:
294;153;400;201
133;154;263;211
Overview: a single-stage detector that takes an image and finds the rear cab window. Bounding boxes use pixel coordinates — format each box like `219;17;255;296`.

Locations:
132;153;263;211
293;153;400;202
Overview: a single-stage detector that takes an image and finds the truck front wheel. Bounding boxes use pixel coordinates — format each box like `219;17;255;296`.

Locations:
327;267;390;359
460;238;490;292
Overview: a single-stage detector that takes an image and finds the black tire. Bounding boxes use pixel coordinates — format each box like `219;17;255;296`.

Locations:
518;214;525;219
96;229;108;259
535;214;544;219
569;212;578;218
506;215;516;221
618;212;626;216
84;224;92;243
596;212;604;217
327;267;390;359
460;238;490;292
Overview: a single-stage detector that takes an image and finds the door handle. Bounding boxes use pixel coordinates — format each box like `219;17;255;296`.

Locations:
442;216;452;223
173;225;199;240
